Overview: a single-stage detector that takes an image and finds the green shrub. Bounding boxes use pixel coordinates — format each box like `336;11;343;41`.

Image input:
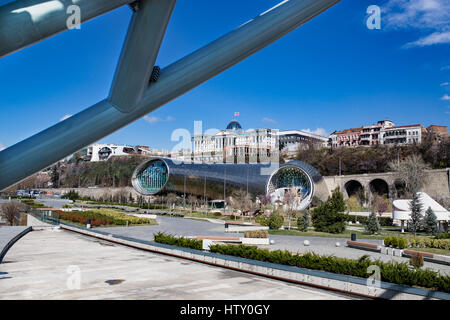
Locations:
435;232;450;239
255;216;269;226
62;190;80;201
208;243;450;293
390;237;398;248
297;210;310;232
384;236;391;247
268;213;284;230
410;253;424;269
365;211;381;234
408;237;450;250
153;232;202;250
348;215;393;226
398;237;408;249
312;188;347;234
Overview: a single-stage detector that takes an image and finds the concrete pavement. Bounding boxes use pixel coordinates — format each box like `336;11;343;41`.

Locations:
0;229;356;300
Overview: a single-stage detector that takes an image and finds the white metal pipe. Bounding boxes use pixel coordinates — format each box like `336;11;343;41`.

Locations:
0;0;135;58
109;0;177;112
0;0;340;190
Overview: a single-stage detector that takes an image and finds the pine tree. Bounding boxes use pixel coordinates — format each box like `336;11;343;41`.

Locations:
365;211;380;234
423;206;437;235
409;192;423;237
312;188;348;233
297;210;310;232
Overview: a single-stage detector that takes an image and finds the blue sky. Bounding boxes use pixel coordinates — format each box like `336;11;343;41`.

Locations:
0;0;449;152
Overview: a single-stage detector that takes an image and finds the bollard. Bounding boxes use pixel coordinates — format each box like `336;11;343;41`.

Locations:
351;233;356;241
87;219;91;229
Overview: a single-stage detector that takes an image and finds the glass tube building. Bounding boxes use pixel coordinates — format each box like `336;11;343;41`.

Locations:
132;158;323;210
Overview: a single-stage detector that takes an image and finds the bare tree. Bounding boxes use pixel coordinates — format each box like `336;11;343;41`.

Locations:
389;154;429;195
372;194;390;218
230;189;252;219
166;193;178;212
1;202;21;226
283;186;301;230
187;194;198;213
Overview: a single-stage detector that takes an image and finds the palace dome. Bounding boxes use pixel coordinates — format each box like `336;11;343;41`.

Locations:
226;120;242;131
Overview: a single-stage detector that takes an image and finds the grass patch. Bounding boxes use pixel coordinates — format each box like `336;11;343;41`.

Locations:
268;227;430;241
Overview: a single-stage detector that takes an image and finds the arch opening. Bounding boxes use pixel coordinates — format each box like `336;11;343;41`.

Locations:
344;180;364;198
369;178;389;197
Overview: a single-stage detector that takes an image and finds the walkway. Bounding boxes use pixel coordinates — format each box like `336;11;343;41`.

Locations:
0;229;354;300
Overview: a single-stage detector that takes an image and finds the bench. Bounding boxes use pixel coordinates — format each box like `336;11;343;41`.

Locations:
346;240;381;252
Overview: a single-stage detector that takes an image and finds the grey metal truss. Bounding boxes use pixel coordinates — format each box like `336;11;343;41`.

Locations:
0;0;340;190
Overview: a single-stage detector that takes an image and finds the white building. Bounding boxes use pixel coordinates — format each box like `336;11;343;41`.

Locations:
192;121;328;163
380;124;425;145
192;121;279;163
278;130;328;157
393;192;449;233
83;144;152;162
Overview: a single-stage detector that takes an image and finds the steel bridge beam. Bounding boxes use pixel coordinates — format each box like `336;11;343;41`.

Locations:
0;0;135;58
109;0;177;112
0;0;340;190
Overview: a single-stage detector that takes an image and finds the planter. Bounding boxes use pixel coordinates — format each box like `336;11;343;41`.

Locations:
241;237;270;245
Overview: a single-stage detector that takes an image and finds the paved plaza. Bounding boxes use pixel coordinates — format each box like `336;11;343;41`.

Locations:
0;229;355;300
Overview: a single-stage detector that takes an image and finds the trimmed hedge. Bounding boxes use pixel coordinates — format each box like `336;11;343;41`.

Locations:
348;215;393;227
151;234;450;293
209;244;450;293
385;236;450;250
435;232;450;239
154;232;202;250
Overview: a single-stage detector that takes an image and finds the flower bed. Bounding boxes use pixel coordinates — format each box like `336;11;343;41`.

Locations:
53;209;156;227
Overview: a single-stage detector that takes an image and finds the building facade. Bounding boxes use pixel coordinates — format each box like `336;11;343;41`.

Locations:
132;157;328;210
81;144;152;162
192;121;328;163
379;124;425;145
328;120;447;148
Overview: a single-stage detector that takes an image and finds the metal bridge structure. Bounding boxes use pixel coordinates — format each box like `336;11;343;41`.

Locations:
0;0;340;190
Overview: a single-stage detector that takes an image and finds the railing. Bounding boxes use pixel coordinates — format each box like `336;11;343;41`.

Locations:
29;209;60;225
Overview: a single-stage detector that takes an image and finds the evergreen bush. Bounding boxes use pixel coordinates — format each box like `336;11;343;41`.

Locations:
365;211;381;234
312;188;348;234
268;213;284;230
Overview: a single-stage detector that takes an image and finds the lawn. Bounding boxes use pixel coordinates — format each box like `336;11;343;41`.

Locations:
268;226;434;241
